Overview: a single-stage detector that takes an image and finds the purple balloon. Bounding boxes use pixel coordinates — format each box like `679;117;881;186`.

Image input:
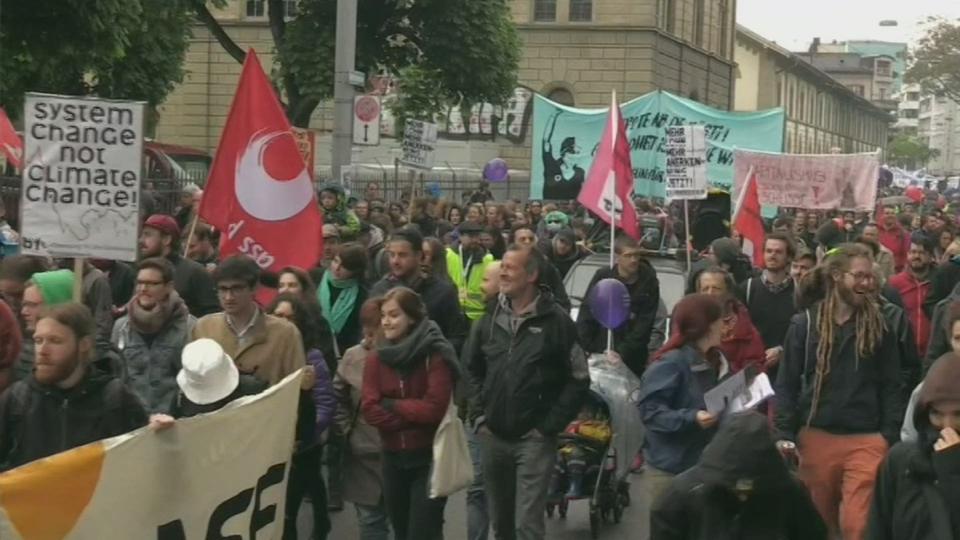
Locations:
588;278;631;330
483;158;509;182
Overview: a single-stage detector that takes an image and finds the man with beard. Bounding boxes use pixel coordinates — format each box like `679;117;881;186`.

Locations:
774;243;905;540
577;236;659;376
448;222;496;321
742;233;797;375
889;236;936;359
139;214;219;317
0;303;147;471
370;228;467;351
112;258;195;414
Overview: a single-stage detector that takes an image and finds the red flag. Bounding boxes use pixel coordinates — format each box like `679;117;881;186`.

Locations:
733;167;765;268
0;108;23;169
577;91;640;239
199;50;322;287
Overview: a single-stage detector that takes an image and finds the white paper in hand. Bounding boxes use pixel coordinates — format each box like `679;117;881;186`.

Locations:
728;373;775;413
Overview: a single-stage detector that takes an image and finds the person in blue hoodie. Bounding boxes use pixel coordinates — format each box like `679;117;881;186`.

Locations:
637;293;728;509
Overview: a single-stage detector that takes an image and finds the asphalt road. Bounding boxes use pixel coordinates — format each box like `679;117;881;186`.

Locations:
297;472;651;540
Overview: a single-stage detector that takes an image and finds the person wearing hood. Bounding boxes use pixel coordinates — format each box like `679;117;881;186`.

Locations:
536;210;571;240
361;287;457;540
651;412;828;540
577;235;661;376
463;245;589;539
543;227;588;280
638;294;728;509
0;303;148;471
112;258;196;414
867;352;960;540
686;237;753;294
319;183;361;239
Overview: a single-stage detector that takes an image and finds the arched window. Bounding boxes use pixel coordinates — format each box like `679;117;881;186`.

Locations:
547;87;575;107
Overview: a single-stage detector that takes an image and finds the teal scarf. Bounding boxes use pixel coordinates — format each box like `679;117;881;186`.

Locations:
319;272;358;334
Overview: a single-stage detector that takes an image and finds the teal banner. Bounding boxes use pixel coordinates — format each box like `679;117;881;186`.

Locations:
531;91;785;199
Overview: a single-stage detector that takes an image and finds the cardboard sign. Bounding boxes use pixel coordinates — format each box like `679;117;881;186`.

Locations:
400;120;438;170
19;93;144;261
664;125;708;200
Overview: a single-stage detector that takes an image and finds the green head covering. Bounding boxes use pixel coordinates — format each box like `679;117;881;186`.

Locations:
31;269;75;306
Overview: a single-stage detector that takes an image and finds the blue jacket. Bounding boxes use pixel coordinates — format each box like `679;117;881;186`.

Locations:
637;345;723;475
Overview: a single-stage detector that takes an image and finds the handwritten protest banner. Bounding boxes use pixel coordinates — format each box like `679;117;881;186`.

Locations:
19;93;144;261
531;90;784;199
733;149;880;211
0;371;302;540
400;120;438;170
665;126;708;200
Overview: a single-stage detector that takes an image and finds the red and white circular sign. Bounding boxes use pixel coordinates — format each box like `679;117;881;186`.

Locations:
354;96;381;123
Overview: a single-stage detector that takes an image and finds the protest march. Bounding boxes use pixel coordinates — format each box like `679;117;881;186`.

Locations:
1;6;960;540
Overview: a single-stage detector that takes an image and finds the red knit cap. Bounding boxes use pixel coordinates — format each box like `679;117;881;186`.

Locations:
144;214;181;240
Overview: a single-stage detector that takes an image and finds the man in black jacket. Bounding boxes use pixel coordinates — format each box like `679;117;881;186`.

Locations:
464;245;589;540
774;243;904;540
576;235;659;375
741;233;796;376
0;303;147;471
139;214;220;318
370;227;467;352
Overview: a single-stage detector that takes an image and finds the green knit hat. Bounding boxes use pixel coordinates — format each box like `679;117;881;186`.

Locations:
31;269;75;306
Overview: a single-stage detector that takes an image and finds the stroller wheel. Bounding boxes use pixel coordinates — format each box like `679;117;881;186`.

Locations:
558;498;569;519
589;507;601;539
546;503;555;518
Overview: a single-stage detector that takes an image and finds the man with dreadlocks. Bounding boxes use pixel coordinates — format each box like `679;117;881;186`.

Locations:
773;243;905;540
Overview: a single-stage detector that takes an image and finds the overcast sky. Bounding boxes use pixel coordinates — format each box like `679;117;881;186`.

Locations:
737;0;960;51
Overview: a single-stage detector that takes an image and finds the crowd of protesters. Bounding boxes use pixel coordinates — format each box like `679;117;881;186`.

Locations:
0;177;959;540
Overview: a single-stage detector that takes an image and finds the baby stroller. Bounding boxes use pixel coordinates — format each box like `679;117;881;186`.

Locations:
545;354;645;539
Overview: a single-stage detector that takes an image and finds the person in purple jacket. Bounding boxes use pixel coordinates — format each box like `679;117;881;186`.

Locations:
269;292;337;540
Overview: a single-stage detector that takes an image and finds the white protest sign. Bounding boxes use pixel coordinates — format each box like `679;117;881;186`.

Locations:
400;120;438;170
0;371;302;540
664;126;708;200
19;93;144;261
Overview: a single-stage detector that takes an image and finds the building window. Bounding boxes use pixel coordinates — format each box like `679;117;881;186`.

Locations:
284;0;298;18
547;87;575;107
879;88;887;100
246;0;265;17
848;85;864;97
876;60;891;77
534;0;557;22
570;0;592;22
694;0;705;47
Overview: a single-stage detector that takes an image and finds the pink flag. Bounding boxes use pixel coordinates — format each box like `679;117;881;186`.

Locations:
577;91;640;239
0;108;23;169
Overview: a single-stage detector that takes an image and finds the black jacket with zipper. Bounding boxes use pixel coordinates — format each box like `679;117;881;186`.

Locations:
773;304;905;446
0;364;148;471
652;412;827;540
463;291;590;440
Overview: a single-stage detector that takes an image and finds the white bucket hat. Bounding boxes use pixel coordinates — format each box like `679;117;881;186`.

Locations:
177;339;240;405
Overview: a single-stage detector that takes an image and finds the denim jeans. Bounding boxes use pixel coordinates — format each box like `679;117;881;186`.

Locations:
355;502;391;540
480;429;557;540
467;426;489;540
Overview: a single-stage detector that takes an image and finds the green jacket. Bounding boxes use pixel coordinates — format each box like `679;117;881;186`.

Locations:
446;247;495;321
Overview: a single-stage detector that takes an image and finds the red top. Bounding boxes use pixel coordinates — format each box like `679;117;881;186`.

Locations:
361;350;452;452
718;301;767;374
0;299;22;393
888;271;932;358
878;223;910;273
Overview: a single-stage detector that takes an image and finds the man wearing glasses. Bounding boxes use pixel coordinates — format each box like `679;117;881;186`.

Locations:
111;257;194;414
192;255;305;387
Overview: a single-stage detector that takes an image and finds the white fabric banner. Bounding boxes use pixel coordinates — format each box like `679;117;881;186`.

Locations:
733;149;880;211
0;371;302;540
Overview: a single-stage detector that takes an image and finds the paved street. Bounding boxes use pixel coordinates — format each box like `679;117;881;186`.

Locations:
298;473;651;540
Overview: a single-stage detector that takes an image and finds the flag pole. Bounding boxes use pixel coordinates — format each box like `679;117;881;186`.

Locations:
683;199;691;273
607;90;617;355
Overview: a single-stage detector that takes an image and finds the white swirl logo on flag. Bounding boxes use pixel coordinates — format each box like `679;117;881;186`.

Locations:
234;130;314;222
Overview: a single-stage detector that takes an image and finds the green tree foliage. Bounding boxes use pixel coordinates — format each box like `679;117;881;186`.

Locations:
887;134;940;170
906;18;960;104
0;0;193;121
195;0;520;129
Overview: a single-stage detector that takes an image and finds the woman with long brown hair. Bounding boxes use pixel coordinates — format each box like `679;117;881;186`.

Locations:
637;293;727;508
360;287;459;540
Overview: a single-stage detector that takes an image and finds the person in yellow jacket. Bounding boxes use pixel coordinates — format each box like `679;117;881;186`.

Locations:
447;222;496;321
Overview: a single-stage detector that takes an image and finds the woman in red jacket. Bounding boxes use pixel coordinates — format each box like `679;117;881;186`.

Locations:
696;267;766;374
361;286;456;540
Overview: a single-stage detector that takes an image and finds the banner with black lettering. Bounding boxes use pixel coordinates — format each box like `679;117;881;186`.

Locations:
0;371;302;540
19;93;144;261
